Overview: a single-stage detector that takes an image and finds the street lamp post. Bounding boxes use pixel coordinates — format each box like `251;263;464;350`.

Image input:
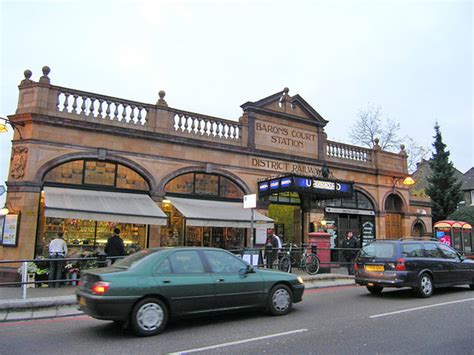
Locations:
0;117;24;139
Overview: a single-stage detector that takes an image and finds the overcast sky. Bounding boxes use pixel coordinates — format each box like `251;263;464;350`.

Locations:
0;0;472;202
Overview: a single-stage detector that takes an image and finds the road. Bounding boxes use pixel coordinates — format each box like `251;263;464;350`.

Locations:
1;285;473;355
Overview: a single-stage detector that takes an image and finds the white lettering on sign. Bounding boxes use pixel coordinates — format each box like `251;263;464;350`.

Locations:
313;181;335;190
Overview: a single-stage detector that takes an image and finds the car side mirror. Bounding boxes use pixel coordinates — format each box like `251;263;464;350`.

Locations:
239;265;254;276
458;254;465;261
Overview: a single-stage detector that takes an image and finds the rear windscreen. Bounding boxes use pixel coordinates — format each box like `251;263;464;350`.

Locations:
360;243;395;258
114;249;161;268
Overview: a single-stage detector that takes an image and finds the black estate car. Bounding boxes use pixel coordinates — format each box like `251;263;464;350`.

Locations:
355;239;474;297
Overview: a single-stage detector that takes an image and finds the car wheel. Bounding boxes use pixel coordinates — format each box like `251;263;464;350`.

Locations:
268;284;293;316
279;256;292;273
131;298;168;336
366;285;383;295
415;273;433;298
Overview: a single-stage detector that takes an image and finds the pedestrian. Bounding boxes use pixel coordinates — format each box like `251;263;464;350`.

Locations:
267;228;282;266
105;228;126;264
342;231;358;275
48;232;67;287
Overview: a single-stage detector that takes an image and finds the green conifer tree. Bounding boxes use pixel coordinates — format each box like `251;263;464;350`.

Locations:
426;124;463;222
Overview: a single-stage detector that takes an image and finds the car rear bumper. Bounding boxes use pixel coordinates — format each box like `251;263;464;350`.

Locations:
76;289;139;321
355;271;416;288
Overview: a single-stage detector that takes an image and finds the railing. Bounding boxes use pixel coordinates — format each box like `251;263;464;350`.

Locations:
325;140;372;163
0;254;123;299
169;107;241;141
55;86;152;128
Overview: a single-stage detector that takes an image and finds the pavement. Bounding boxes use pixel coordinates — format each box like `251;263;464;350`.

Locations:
0;268;355;323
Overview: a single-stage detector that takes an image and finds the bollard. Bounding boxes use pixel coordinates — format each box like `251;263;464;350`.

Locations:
97;252;108;268
22;261;27;299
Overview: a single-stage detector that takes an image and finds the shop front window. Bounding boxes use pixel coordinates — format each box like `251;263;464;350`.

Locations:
36;215;146;257
160;201;184;247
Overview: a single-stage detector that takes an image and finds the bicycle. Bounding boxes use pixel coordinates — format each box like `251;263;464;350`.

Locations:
278;243;320;275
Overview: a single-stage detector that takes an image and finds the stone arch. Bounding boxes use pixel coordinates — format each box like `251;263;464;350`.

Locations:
156;165;251;196
353;186;379;211
34;152;158;192
382;190;408;213
411;219;427;237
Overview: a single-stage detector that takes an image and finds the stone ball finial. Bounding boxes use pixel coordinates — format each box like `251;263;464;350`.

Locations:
373;138;381;150
156;90;168;107
20;69;33;86
283;87;289;94
39;65;51;84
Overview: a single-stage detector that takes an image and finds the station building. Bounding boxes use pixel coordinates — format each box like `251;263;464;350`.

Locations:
0;66;432;261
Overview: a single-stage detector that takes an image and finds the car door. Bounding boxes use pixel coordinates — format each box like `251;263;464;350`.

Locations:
437;243;465;284
153;250;215;315
423;243;450;285
202;250;265;310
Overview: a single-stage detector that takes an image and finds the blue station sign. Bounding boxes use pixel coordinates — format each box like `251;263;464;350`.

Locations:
258;175;353;199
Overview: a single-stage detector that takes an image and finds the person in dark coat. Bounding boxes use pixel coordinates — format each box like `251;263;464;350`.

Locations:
342;231;358;275
104;228;126;264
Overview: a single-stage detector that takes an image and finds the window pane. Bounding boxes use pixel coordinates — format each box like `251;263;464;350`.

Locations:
44;160;83;185
424;243;443;258
84;161;115;186
341;194;357;208
195;173;219;196
438;244;458;259
203;250;246;273
155;258;172;274
219;177;243;199
165;173;194;194
357;192;374;210
169;251;205;274
401;243;424;257
116;165;148;190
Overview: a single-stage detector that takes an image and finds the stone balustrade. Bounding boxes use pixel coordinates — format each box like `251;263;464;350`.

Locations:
169;108;241;141
325;140;372;164
56;87;151;127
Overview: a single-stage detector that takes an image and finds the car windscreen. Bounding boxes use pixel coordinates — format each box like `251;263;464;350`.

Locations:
114;249;162;268
360;243;395;258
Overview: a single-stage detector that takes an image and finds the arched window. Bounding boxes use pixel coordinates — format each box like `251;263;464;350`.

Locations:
385;194;403;212
165;173;244;200
325;191;374;210
43;160;149;191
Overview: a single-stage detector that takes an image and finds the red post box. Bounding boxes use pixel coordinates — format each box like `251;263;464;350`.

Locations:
308;232;331;270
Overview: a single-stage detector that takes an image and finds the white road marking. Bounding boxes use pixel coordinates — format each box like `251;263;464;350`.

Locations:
370;298;474;319
169;328;308;354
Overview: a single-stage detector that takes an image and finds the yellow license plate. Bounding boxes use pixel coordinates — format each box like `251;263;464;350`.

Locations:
79;297;86;306
365;265;384;272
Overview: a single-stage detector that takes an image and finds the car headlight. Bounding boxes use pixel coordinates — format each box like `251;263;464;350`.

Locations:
297;276;304;284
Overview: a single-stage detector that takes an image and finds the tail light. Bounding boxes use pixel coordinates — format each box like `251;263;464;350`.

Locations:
354;263;359;271
91;281;111;295
395;258;406;271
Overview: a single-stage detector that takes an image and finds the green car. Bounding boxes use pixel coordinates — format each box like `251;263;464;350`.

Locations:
76;247;305;336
